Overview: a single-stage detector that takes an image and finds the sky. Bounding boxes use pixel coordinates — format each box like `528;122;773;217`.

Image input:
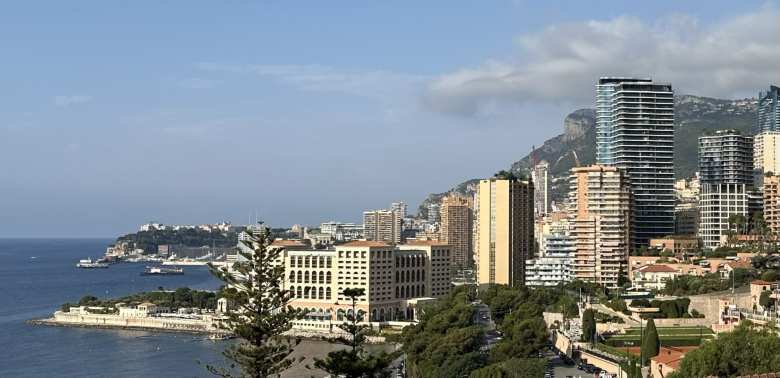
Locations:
1;1;779;237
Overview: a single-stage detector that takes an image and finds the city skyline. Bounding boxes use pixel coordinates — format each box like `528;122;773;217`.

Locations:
1;1;779;238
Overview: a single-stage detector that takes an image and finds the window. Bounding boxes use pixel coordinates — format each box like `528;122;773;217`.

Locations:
304;271;310;283
327;272;332;284
319;271;324;284
318;287;324;299
326;287;332;300
297;271;302;283
289;286;296;298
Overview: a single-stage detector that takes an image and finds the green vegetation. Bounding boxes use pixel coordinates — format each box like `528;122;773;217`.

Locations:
116;227;242;254
594;312;624;324
582;309;596;343
629;298;694;319
314;288;393;378
669;322;780;378
470;358;547;378
662;268;755;296
640;319;659;365
61;288;220;312
401;287;484;378
205;226;302;378
402;285;570;377
605;326;714;348
605;298;630;315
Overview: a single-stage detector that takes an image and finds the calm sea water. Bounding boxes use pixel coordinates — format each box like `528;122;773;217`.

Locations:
0;238;226;378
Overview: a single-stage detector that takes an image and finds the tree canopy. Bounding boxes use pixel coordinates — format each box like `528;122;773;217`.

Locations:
669;322;780;378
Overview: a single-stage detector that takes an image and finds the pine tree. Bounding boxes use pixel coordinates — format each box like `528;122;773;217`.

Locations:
314;288;392;378
205;226;302;378
641;318;660;366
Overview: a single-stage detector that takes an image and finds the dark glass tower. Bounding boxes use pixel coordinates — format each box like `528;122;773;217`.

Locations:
596;77;675;249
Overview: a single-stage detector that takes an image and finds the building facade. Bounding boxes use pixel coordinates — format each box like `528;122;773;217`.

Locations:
439;194;474;268
753;131;780;183
525;220;574;287
532;161;550;217
697;130;756;249
236;239;454;331
570;165;632;288
763;174;780;236
758;85;780;133
596;77;675;248
474;177;535;287
363;210;402;244
699;130;754;185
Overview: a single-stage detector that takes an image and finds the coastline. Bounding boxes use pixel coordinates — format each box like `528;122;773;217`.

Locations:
27;318;217;336
27;316;391;344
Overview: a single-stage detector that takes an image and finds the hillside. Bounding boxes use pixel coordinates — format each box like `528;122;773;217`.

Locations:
418;95;758;215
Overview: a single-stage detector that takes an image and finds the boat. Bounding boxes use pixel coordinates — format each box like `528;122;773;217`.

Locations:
76;258;109;269
141;266;184;275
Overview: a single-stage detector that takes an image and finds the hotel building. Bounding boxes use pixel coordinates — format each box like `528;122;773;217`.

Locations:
234;237;453;331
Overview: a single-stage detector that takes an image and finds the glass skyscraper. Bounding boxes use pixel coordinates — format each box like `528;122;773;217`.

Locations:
758;85;780;133
596;77;675;249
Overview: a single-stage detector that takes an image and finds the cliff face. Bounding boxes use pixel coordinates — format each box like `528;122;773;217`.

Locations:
418;95;758;216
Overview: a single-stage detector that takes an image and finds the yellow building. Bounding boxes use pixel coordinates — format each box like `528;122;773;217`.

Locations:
570;165;632;288
474;177;534;287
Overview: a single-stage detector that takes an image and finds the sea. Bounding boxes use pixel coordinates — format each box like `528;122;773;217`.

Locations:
0;238;226;377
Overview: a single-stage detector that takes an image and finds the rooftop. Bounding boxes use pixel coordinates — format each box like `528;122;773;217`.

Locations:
339;240;391;248
637;264;679;273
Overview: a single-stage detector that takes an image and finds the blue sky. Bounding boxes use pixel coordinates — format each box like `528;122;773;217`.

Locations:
1;1;778;237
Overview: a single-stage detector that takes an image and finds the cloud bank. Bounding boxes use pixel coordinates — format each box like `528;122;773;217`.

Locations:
425;4;780;116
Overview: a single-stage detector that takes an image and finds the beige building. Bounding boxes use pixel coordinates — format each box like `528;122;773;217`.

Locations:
754;130;780;178
570;165;632;288
764;175;780;236
363;209;402;244
439;194;474;268
268;240;452;330
649;236;700;257
474;177;534;287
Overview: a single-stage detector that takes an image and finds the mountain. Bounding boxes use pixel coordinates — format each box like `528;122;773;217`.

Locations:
418;95;758;216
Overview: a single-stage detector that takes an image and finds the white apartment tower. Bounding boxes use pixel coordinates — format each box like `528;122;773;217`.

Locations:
532;161;550;217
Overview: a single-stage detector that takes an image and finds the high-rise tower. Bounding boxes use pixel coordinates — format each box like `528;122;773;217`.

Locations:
758;85;780;133
596;77;675;248
474;177;534;287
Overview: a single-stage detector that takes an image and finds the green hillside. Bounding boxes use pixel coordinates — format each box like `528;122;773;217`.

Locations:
418;95;758;214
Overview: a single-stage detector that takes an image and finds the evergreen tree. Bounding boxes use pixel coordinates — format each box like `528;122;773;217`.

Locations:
314;288;391;378
205;226;302;378
581;309;596;343
641;318;660;365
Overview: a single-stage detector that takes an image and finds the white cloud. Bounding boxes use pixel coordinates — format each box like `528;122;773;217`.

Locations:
197;62;427;99
425;4;780;116
53;95;93;108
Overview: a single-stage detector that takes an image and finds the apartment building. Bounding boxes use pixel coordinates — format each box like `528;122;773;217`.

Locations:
439;194;474;268
363;209;402;244
569;165;632;288
474;177;535;287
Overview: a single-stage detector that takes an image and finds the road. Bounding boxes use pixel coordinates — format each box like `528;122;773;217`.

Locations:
544;349;587;378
